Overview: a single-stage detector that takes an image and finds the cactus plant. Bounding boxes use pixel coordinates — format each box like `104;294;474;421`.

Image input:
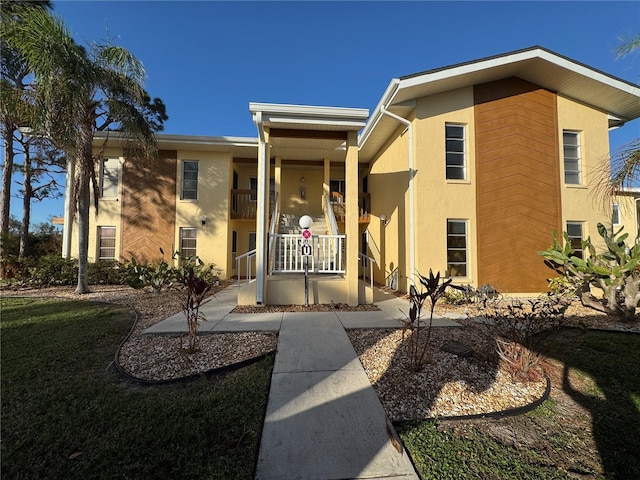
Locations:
539;223;640;321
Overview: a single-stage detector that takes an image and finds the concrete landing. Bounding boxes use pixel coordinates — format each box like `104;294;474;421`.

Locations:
255;313;418;479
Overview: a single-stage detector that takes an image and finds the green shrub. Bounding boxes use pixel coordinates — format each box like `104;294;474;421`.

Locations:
25;254;78;286
87;261;126;285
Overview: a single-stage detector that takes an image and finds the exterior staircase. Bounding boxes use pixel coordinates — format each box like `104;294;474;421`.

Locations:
277;214;328;235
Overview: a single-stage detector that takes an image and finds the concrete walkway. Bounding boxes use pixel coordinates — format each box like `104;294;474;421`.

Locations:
256;312;418;479
143;285;463;479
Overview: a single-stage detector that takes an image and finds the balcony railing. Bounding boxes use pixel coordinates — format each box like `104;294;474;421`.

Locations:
230;189;275;219
330;192;371;223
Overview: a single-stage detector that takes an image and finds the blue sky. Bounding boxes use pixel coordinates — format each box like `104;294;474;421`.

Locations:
9;0;640;226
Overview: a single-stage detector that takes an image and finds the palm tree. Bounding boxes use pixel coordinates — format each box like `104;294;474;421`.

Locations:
601;35;640;197
0;0;51;274
4;6;167;292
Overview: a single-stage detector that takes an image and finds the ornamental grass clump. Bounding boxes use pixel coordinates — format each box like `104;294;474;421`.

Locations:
398;269;452;371
482;294;570;382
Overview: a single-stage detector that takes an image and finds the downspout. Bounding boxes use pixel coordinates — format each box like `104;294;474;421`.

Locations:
380;106;415;287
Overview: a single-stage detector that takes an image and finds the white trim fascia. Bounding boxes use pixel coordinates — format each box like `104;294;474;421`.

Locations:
249;102;369;119
358;78;401;148
93;132;258;148
400;48;640;97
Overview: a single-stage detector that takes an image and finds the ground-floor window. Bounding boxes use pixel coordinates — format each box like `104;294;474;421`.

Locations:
231;230;237;269
447;219;467;277
248;232;256;251
566;221;584;259
98;226;116;260
180;228;197;258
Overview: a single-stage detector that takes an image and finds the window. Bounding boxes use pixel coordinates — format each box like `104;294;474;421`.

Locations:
563;131;581;184
98;227;116;260
330;179;346;203
248;232;256;252
231;230;237;269
249;177;275;201
100;158;119;198
445;124;466;180
181;161;199;200
612;204;621;226
566;221;584;259
447;220;467;277
180;228;197;258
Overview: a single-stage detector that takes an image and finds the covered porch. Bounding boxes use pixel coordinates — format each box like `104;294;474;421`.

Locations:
240;103;369;306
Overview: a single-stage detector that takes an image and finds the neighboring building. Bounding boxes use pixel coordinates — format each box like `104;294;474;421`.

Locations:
62;46;640;305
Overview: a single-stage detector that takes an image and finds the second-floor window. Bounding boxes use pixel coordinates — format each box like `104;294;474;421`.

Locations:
563;131;581;185
612;203;621;226
182;161;199;200
100;158;119;198
445;124;466;180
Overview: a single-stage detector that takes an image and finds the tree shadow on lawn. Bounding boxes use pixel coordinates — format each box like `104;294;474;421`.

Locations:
541;328;640;479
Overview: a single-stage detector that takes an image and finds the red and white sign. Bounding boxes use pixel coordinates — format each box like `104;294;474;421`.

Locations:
302;229;311;239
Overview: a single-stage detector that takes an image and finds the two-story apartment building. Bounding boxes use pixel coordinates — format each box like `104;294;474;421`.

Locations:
62;47;640;305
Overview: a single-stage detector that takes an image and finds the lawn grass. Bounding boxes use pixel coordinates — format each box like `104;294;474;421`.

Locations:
398;329;640;480
1;298;273;480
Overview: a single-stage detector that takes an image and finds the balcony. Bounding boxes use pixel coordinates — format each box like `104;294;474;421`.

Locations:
230;189;275;219
330;192;371;223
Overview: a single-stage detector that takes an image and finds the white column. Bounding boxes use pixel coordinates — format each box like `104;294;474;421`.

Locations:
61;160;75;259
345;131;359;306
256;128;270;304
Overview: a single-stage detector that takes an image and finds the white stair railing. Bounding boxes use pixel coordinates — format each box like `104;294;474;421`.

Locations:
270;233;345;274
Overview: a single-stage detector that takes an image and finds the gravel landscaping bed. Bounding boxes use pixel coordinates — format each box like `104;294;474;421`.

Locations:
4;283;636;419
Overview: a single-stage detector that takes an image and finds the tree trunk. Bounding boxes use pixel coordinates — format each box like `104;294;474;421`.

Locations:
19;146;32;259
74;122;93;294
1;125;15;277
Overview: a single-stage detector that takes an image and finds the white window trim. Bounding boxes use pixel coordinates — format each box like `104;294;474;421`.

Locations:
566;221;584;258
445;123;467;181
181;160;199;200
612;203;621;226
179;227;198;258
447;219;468;278
563;130;582;185
98;226;117;260
100;158;120;198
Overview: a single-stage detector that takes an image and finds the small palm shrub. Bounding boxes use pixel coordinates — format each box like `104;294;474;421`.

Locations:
173;255;220;353
398;270;452;371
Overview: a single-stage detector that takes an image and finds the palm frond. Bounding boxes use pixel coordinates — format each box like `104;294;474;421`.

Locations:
616;34;640;59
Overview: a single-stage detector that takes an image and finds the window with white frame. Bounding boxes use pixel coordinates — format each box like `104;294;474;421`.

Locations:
98;226;116;260
181;161;199;200
180;228;197;258
612;204;621;226
447;220;467;277
248;232;256;252
563;131;581;184
445;124;466;180
566;221;584;259
100;158;119;198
